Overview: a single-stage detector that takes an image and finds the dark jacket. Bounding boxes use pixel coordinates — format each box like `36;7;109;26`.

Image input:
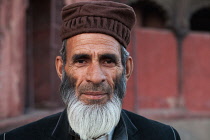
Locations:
0;109;180;140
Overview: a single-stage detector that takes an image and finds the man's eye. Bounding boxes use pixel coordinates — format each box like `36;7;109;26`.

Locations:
104;59;113;64
74;59;88;66
76;59;86;63
102;59;116;66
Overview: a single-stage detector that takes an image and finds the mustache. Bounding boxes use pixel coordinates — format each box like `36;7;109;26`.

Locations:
77;82;112;95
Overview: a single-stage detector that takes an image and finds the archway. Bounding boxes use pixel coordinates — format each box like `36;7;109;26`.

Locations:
131;0;168;29
190;7;210;32
25;0;64;111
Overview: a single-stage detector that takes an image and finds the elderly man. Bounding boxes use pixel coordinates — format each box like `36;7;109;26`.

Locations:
0;1;180;140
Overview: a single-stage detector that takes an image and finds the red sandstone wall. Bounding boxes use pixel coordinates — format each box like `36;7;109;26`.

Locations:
183;32;210;112
123;28;179;111
0;0;27;118
136;29;178;109
124;29;210;116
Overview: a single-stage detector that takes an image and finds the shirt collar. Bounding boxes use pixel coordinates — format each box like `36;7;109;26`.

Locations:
95;128;114;140
51;109;72;140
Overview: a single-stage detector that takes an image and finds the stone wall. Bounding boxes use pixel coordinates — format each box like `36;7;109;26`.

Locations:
123;28;210;116
183;33;210;112
0;0;27;118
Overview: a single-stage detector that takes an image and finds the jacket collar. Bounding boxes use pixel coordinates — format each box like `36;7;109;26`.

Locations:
51;109;139;140
51;109;72;140
121;110;138;136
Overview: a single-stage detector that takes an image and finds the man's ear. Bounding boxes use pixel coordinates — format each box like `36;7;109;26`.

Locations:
125;56;133;81
55;56;63;80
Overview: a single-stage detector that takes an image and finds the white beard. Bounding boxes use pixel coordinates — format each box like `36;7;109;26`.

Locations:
67;94;122;140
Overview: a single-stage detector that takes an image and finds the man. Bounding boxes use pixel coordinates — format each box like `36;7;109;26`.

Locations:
0;1;180;140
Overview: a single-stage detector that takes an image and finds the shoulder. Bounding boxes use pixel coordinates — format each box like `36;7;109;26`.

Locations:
123;109;168;129
122;110;180;140
0;112;62;140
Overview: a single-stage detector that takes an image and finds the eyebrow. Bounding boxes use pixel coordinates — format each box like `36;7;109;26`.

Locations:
99;53;118;62
72;54;90;61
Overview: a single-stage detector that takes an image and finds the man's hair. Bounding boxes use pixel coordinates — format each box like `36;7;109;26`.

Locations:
60;39;130;69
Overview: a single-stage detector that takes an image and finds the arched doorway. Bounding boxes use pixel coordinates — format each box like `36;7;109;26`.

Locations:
131;0;168;29
25;0;64;111
190;7;210;32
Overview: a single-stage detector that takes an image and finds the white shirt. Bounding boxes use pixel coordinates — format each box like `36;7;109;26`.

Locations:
95;128;115;140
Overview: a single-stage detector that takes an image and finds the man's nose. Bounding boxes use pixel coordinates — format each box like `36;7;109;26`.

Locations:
86;63;106;84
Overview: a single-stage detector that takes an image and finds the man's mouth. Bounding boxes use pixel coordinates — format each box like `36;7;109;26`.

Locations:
81;92;108;100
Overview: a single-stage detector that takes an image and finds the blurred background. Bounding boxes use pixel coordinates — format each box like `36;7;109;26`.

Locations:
0;0;210;139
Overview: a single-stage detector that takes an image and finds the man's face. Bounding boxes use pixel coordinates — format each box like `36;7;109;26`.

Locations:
63;33;124;105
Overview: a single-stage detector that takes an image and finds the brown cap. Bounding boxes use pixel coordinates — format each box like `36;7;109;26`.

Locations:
60;1;136;48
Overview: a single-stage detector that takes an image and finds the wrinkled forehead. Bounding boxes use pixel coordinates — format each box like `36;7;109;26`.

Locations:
66;33;121;55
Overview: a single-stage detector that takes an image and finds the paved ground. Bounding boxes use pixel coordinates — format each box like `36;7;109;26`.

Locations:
161;118;210;140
